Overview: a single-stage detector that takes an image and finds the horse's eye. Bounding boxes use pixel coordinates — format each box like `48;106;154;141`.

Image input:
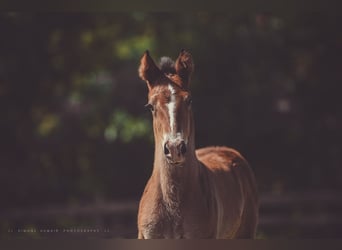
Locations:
185;96;193;106
145;103;154;112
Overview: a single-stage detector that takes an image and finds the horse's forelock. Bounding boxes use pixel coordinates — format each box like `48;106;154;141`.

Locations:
159;57;176;75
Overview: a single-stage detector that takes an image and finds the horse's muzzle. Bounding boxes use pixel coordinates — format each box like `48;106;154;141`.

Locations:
164;139;187;165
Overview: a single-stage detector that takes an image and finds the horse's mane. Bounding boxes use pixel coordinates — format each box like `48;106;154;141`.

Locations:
159;57;176;75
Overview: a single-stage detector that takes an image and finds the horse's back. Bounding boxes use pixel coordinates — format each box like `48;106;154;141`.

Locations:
195;146;259;238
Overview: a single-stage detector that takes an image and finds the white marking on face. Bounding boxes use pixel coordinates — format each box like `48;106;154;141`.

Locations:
162;85;187;153
167;84;177;135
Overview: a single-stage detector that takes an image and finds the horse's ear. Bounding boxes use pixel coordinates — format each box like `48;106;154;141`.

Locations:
139;50;162;88
175;49;194;88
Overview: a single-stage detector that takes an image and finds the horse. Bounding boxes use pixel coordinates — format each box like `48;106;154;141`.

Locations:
137;49;259;239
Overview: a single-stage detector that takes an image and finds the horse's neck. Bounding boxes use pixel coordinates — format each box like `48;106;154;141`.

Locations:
152;140;199;208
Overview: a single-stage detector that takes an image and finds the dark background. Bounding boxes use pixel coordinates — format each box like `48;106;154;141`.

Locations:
0;12;341;238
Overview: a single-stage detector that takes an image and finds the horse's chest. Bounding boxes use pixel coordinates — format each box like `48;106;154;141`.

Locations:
140;199;212;239
140;205;184;238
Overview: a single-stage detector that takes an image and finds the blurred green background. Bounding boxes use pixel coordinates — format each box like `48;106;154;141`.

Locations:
0;12;341;238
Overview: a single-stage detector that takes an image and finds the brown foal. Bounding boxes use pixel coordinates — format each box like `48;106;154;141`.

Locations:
137;50;259;239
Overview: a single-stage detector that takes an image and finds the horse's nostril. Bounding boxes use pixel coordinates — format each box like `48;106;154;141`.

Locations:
180;141;187;155
164;143;170;155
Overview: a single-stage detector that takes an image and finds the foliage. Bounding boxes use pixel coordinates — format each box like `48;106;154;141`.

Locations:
0;11;341;214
